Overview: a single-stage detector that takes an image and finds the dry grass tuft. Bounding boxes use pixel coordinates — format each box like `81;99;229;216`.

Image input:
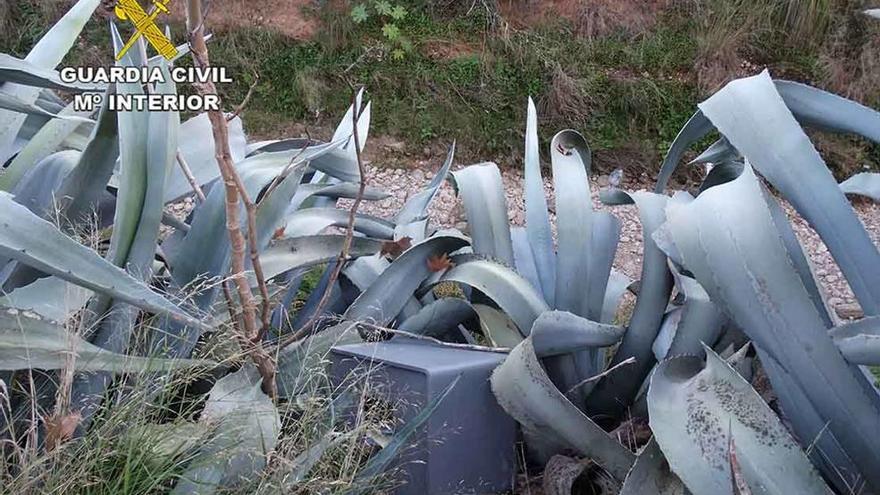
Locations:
539;63;594;126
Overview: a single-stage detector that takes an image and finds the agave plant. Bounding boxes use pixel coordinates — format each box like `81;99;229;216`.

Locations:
0;1;466;492
483;73;880;494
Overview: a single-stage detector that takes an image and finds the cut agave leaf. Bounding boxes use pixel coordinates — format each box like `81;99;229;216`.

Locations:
531;311;625;358
0;277;91;322
0;307;212;372
551;130;598;318
172;365;280;494
700;71;880;316
0;192;208;330
491;335;635;481
658;163;880;490
839;172;880;202
829;316;880;366
450;163;514;266
648;347;829;494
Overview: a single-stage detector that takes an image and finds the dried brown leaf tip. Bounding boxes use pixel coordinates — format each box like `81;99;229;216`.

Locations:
381;237;412;259
44;412;82;452
427;253;454;272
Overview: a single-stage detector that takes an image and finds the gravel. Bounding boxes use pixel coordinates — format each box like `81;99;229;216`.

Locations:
347;161;880;318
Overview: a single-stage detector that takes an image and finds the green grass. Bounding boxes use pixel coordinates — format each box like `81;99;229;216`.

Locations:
2;0;876;177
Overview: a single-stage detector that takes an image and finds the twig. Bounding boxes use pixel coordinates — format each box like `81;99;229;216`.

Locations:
564;357;636;396
184;0;276;398
260;134;312;204
176;151;206;202
357;322;511;354
227;70;259;122
277;90;368;351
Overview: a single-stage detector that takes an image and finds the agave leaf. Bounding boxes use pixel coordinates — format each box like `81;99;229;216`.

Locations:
0;192;207;330
648;347;829;494
172;365;280;494
511;227;541;293
290;182;389;213
351;375;459;493
658;163;880;490
450;163;514;266
165;114;247;203
345;235;469;325
285;431;350;486
283;208;396;239
697;161;744;195
587;190;673;419
829;316;880;365
0;54;104;92
551;130;597;318
0;100;91;193
0;90;93;121
619;439;688;495
473;304;523;348
839;172;880;202
397;298;476;342
258;235;386;283
867;8;880;19
655;78;880;194
0;308;211;372
690;137;738;165
531;311;625;358
701;72;880;315
168;164;305;287
55;87;120;225
773;80;880;142
523;98;557;305
491;335;635;481
755;348;860;494
394;143;455;225
420;255;549;335
0;0;101;165
10;150;79;216
654;110;713;193
539;308;624;403
0;277;91;322
602;270;632;325
655;265;726;360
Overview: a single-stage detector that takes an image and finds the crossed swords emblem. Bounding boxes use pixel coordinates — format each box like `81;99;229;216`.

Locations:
114;0;179;61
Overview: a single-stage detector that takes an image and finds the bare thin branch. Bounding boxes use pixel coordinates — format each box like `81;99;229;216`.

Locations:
277;90;368;351
176;151;206;202
227;70;259;122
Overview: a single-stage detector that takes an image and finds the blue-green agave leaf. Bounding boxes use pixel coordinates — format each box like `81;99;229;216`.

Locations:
649;347;829;494
450;163;514;266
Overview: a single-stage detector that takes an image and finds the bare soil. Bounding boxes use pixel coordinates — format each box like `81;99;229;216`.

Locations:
171;0;318;39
